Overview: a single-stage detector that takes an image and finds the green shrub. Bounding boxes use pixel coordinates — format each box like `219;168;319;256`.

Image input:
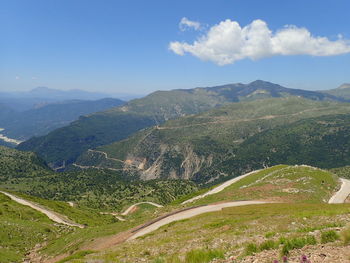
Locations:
265;232;276;238
185;249;224;263
281;236;317;256
341;227;350;245
321;230;339;243
245;243;258;255
259;240;278;251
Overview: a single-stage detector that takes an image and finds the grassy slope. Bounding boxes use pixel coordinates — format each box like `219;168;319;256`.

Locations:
0;189;169;262
56;165;345;262
77;98;350;184
0;193;61;262
189;165;339;206
0;165;346;263
77;203;350;263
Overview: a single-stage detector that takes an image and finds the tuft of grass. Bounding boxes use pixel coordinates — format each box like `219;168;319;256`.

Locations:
281;236;317;256
265;231;276;238
56;250;95;263
153;256;181;263
341;227;350;245
245;243;258;255
259;240;278;251
320;230;340;244
185;249;224;263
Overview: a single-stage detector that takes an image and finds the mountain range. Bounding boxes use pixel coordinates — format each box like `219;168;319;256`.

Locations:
17;80;350;169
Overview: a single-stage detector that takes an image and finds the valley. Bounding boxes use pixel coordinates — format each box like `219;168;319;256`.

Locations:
1;81;350;263
0;128;23;145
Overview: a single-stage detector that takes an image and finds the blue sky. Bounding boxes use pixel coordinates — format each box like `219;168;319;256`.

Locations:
1;0;349;94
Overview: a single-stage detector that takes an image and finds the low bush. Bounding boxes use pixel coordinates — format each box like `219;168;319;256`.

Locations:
281;236;316;256
259;240;278;251
244;243;258;255
321;230;339;243
185;249;224;263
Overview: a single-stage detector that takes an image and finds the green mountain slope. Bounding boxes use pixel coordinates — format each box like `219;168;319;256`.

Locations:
75;98;350;184
0;193;60;263
190;165;338;206
220;114;350;173
0;146;51;181
17;80;346;168
0;146;198;210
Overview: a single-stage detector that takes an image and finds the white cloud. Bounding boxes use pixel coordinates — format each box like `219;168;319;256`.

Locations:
169;19;350;65
15;76;20;80
179;17;201;31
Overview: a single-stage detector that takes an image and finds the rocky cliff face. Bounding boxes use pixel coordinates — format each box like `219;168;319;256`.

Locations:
76;142;217;183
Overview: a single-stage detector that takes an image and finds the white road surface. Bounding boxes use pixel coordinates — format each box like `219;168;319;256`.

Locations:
328;178;350;204
0;191;85;228
182;170;261;204
128;200;268;240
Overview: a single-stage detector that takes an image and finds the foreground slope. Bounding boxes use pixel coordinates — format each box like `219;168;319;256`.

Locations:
60;165;350;263
0;193;61;263
76;97;350;184
1;164;349;263
17;80;345;168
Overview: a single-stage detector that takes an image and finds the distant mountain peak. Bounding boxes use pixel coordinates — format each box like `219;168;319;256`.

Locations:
248;80;281;87
338;83;350;89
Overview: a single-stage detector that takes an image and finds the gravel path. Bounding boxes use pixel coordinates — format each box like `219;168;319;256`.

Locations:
182;169;261;204
328;178;350;204
128;200;268;240
0;191;85;228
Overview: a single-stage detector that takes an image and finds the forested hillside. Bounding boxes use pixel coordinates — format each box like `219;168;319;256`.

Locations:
76;97;350;184
18;80;347;169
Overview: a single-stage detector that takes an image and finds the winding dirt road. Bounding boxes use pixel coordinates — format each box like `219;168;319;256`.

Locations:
126;173;350;240
328;178;350;204
182;169;261;204
128;201;268;240
121;202;163;216
0;191;85;228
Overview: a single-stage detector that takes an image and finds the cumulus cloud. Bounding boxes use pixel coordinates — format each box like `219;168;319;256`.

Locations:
169;19;350;65
179;17;201;31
